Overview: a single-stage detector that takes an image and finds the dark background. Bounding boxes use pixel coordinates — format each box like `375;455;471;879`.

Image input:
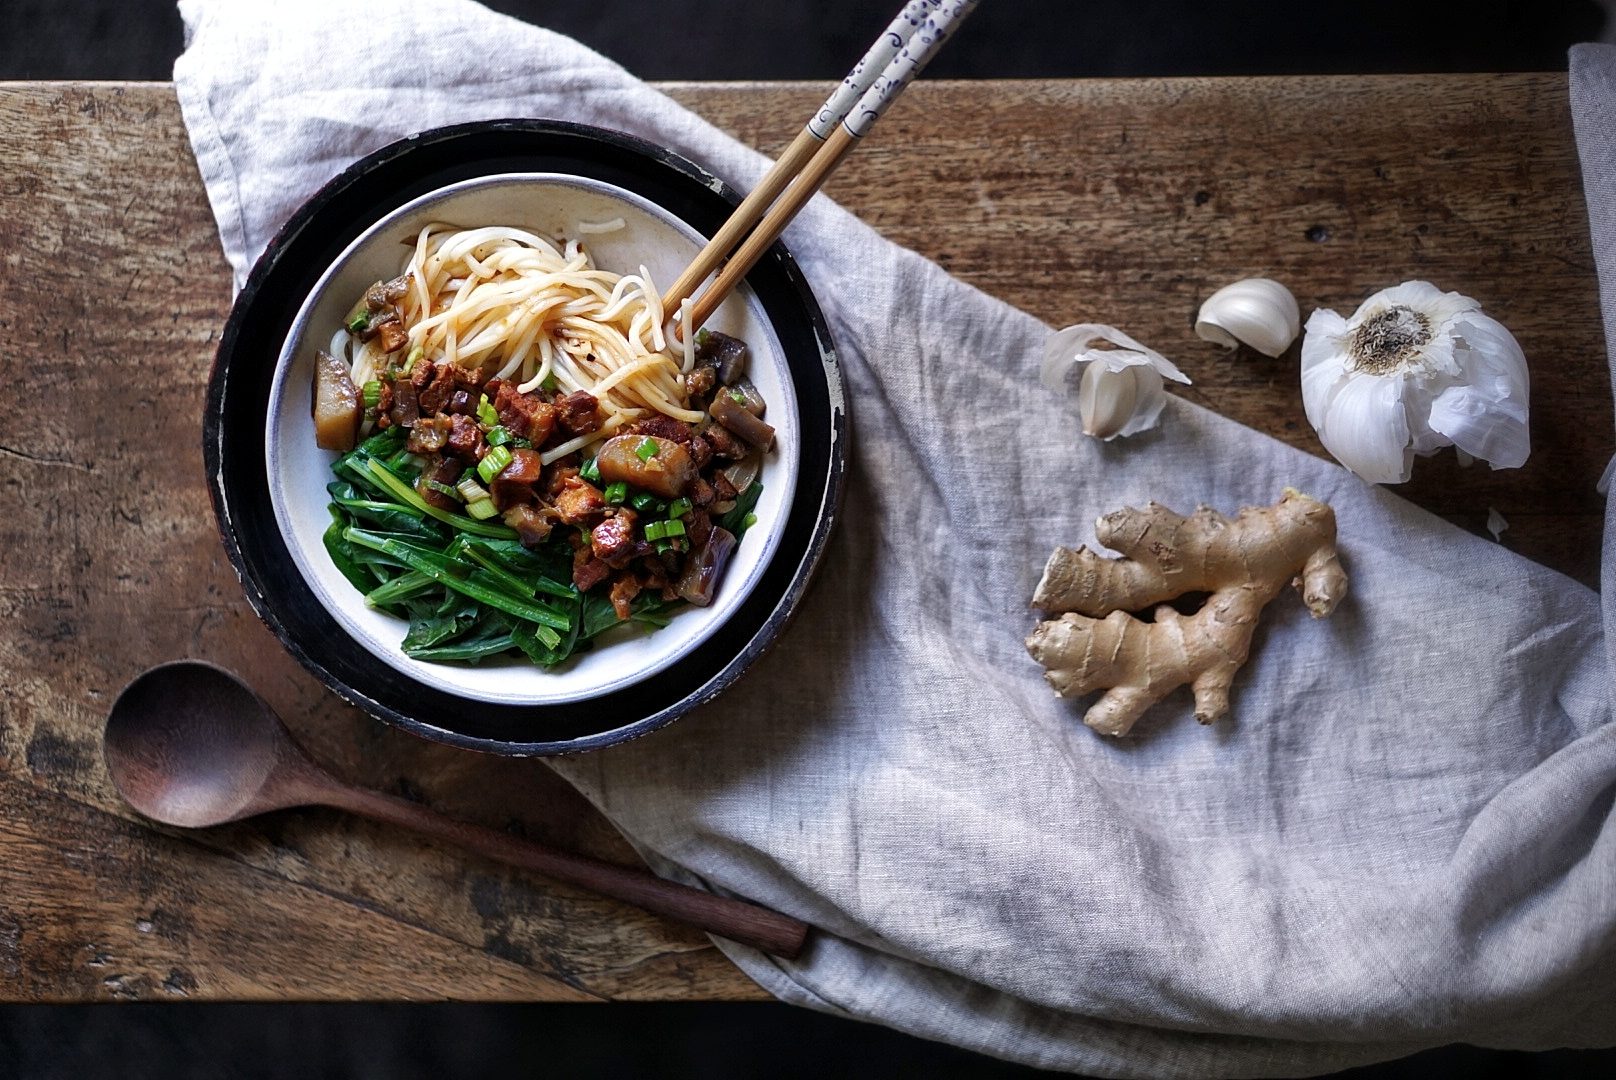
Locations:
2;1;1613;1077
0;0;1609;81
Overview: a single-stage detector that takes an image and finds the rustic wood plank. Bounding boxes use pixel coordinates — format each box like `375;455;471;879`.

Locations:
0;774;596;1002
0;75;1605;1003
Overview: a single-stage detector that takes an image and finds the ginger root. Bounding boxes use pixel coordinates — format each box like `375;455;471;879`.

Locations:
1025;489;1347;736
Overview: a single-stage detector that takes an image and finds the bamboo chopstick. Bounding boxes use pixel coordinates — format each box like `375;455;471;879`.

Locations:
658;1;933;314
663;0;981;334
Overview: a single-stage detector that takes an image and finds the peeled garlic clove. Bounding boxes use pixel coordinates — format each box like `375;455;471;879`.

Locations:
1042;323;1189;441
1195;278;1300;358
1078;360;1141;440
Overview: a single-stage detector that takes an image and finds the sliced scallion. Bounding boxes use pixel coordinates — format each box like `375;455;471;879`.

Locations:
477;444;513;484
645;519;685;541
604;481;627;505
422;478;462;502
634;437;658;462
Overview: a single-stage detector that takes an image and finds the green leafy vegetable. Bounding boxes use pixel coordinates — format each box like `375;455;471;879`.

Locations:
719;481;764;535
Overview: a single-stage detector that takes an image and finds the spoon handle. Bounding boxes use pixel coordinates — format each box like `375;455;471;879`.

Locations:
320;783;809;959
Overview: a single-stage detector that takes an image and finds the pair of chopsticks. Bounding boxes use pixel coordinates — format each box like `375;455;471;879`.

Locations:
662;0;981;334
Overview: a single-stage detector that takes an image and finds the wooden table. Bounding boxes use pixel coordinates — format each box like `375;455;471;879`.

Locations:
0;76;1604;1003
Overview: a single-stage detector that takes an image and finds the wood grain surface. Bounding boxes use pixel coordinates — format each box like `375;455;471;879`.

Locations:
0;75;1605;1003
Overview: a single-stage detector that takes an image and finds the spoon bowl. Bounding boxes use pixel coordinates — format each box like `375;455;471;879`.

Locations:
104;660;293;828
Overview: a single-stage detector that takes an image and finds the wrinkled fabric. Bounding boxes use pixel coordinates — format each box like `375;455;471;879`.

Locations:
174;2;1616;1074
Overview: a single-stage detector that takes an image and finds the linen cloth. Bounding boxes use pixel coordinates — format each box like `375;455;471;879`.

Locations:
173;2;1616;1074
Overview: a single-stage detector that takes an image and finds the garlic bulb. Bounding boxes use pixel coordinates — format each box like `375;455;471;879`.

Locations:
1041;324;1190;440
1195;278;1300;357
1300;281;1529;484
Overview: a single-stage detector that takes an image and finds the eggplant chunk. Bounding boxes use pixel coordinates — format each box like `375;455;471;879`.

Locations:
696;329;749;385
675;526;738;607
709;393;776;451
312;350;361;451
594;435;697;498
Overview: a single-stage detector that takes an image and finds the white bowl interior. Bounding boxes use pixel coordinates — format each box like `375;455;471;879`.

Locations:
266;173;799;706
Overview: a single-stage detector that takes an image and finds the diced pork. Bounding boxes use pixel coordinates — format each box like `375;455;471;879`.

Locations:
555;391;603;436
591;509;639;567
554;476;608;526
494;382;556;443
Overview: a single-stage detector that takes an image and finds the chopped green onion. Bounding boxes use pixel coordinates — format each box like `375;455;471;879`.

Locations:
358;458;515;539
667;498;692;520
540;373;558;391
476;394;498;428
741;512;758;530
485;425;513;448
422;478;462;502
477;444;513;484
465;498;499;521
456;477;491;504
344;300;370;333
604;481;627;505
728;389;747;405
403;345;423;373
629;492;659;513
511;437;533;450
645;519;686;541
634;437;658;462
361;380;382;409
578;456;601;484
654;538;672;554
695;328;711;346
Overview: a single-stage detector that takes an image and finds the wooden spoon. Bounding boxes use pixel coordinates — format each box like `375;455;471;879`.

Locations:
102;660;808;959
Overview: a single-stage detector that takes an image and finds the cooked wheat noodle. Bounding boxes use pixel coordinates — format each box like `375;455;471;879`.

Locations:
339;224;704;450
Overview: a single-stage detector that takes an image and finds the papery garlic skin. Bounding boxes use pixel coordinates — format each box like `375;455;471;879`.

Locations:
1042;324;1191;440
1195;278;1300;357
1300;281;1529;484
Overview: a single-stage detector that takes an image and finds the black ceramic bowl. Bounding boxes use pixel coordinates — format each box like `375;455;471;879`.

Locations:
205;120;846;756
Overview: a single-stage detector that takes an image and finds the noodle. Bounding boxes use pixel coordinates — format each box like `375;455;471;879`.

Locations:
345;223;695;447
